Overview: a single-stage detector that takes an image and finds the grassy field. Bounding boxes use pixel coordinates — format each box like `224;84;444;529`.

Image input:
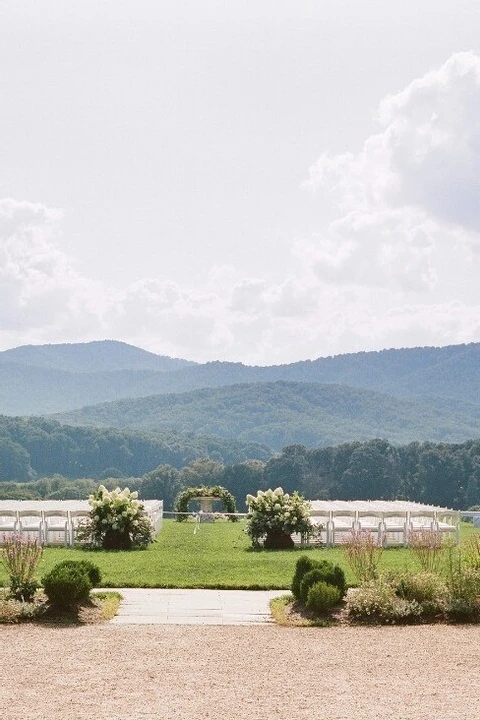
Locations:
0;519;476;589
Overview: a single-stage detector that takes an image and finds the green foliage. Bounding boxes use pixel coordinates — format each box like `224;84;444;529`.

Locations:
174;485;237;521
0;415;271;482
292;555;346;602
396;572;448;604
42;563;92;609
0;589;45;623
142;464;182;510
291;556;316;599
463;532;480;569
51;378;480;452
345;580;421;623
3;412;480;511
51;560;102;587
299;564;346;604
306;581;342;614
445;597;480;622
1;534;43;602
180;459;224;488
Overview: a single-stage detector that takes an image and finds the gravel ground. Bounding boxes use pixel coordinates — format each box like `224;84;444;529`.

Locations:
1;624;480;720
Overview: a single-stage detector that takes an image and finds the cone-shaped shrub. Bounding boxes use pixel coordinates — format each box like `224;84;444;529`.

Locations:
292;556;316;599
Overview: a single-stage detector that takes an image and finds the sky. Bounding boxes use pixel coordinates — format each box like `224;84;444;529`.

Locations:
1;0;480;365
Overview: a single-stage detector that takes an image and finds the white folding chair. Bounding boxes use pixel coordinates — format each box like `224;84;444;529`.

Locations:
17;510;44;542
69;510;91;545
331;510;358;545
43;510;71;546
435;510;460;545
308;510;333;546
356;511;383;545
380;511;409;547
408;510;436;531
0;510;19;538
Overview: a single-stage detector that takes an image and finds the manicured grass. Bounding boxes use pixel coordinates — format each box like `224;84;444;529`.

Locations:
0;520;474;590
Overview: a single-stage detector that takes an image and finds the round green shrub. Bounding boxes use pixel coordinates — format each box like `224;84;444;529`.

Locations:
306;581;342;614
292;556;346;601
42;564;92;609
299;564;346;603
51;560;102;587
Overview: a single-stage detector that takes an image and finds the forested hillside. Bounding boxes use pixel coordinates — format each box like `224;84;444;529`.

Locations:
3;439;480;510
0;340;479;415
0;416;271;481
53;381;480;449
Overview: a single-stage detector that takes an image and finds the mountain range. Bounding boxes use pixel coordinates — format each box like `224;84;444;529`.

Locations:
0;339;478;448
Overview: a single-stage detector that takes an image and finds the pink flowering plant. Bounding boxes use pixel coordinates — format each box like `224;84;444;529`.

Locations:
408;527;445;573
342;529;384;583
2;534;43;602
79;485;154;550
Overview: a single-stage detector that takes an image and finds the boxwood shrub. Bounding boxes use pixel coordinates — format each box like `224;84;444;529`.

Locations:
306;581;342;614
42;563;93;609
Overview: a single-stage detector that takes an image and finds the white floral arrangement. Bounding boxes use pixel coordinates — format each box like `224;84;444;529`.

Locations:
244;487;314;548
82;485;154;549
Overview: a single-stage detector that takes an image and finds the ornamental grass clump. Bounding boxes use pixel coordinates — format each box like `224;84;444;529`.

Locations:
245;488;314;549
408;527;445;573
463;532;480;570
1;534;43;602
342;529;384;583
79;485;154;550
443;545;480;621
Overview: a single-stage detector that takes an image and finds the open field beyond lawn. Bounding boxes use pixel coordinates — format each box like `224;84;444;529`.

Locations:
0;520;476;589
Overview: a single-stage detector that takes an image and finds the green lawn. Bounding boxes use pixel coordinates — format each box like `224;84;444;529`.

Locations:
0;520;475;589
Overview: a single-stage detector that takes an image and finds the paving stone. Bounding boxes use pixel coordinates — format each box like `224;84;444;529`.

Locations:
105;588;285;625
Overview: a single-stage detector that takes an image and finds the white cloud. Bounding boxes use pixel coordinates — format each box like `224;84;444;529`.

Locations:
0;198;106;347
2;53;480;364
307;52;480;230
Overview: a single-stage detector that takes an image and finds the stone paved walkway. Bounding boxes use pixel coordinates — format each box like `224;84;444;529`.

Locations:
105;588;286;625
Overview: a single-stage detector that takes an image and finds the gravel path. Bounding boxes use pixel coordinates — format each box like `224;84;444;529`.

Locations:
2;624;480;719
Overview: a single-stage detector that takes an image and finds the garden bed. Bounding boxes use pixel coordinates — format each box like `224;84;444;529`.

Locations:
0;589;121;624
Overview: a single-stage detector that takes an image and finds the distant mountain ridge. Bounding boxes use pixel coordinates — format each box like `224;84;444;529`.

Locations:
53;380;480;450
0;340;479;435
0;340;195;373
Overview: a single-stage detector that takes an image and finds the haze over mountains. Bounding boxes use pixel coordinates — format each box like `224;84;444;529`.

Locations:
1;340;479;449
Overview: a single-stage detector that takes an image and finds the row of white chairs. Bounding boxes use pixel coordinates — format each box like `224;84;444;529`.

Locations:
0;502;164;546
307;509;460;546
0;509;90;546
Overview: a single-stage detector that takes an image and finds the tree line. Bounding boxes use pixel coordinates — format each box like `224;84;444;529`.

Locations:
0;416;271;481
2;438;480;510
